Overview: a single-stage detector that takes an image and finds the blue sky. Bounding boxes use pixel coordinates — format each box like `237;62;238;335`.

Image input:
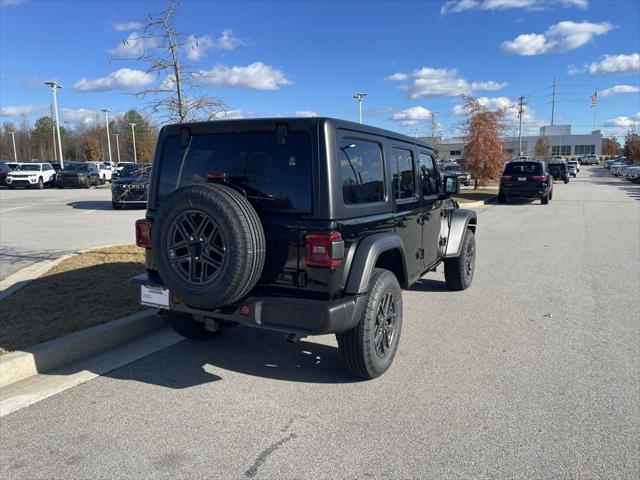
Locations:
1;0;639;139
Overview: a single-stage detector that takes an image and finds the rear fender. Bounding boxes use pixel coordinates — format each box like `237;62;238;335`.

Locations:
444;209;477;258
345;234;408;295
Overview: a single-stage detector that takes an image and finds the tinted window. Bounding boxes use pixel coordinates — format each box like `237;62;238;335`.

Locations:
121;164;152;177
339;139;385;205
391;147;415;200
15;164;40;171
419;152;438;196
503;162;544;175
166;132;312;212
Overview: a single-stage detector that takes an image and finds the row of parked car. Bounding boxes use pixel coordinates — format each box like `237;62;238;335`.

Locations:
605;156;640;183
0;160;153;209
498;157;580;205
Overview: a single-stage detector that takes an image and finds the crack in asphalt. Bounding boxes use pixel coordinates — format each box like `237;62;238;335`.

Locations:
244;433;298;478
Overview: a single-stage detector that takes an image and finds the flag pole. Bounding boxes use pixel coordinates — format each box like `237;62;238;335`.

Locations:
592;89;597;131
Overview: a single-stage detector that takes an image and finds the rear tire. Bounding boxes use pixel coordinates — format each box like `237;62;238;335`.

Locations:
444;228;476;291
336;269;402;379
541;193;549;204
564;179;569;184
168;311;217;340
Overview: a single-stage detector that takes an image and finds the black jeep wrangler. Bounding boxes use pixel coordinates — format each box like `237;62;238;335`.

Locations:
132;118;477;379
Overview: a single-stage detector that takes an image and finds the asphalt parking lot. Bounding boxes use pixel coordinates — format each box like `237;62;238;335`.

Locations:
0;186;143;280
0;166;638;479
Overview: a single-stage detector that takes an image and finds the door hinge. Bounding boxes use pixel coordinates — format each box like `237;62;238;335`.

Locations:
416;248;425;260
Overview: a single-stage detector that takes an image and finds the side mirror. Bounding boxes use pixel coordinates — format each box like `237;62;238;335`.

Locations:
443;175;459;197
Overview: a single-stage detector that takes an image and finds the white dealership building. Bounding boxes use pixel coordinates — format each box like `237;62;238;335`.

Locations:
423;125;604;161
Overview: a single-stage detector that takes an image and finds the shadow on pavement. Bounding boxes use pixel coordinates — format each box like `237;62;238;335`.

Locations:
105;326;362;387
66;200;113;210
410;278;451;292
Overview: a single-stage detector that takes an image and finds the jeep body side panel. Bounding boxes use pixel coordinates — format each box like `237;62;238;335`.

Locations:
443;208;477;258
344;233;408;294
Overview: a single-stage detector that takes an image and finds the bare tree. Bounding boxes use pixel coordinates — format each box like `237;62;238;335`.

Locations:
602;137;620;156
460;96;508;189
114;0;226;124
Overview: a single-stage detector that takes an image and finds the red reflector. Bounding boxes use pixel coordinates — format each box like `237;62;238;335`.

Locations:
206;171;226;179
305;231;342;268
240;305;250;316
171;293;181;304
532;175;547;181
135;219;153;248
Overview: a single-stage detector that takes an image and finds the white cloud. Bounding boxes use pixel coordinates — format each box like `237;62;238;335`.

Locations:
109;32;159;58
441;0;587;14
605;113;640;129
600;85;640;96
113;21;144;32
74;68;154;92
295;111;318;117
186;34;215;61
218;109;255;120
185;29;246;61
386;66;506;98
0;104;46;116
60;108;99;126
587;53;640;75
196;62;292;90
391;106;432;126
502;21;612;56
0;0;28;7
451;96;514;115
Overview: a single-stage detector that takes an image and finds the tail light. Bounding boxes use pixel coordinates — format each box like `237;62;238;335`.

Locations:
305;231;343;268
501;175;512;181
135;219;153;248
532;175;548;181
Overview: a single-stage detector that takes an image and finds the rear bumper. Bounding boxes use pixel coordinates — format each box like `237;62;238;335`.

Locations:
500;184;550;198
130;273;363;335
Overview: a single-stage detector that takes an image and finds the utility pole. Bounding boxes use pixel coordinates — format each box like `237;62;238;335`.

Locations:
101;109;113;167
411;128;418;138
517;96;526;157
430;113;436;141
114;133;121;163
9;131;17;162
129;123;138;163
551;77;556;126
43;81;64;168
353;92;367;124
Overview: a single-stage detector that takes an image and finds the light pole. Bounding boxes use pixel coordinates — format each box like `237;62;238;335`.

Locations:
411;128;419;138
101;109;113;167
43;81;64;168
113;133;121;163
9;131;17;161
353;92;367;124
129;123;138;163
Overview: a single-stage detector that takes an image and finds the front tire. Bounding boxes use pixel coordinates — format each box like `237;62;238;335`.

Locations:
444;228;476;291
168;311;217;340
497;193;506;204
336;269;402;379
112;201;122;210
36;178;44;189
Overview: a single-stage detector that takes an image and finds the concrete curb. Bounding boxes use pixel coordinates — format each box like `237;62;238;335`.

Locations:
455;197;497;209
0;309;162;389
0;243;131;301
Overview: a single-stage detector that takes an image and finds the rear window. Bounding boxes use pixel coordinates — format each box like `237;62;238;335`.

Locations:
158;132;312;212
504;162;543;175
548;164;566;172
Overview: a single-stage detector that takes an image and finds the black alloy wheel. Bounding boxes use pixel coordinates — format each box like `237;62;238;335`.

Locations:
166;209;226;285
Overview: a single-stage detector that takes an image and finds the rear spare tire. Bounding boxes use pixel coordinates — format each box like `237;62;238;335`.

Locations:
153;184;265;309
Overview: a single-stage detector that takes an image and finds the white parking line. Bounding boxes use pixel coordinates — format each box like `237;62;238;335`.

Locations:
81;210;96;215
0;205;31;213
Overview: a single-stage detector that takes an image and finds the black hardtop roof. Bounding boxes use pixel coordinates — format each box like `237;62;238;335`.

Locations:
160;117;435;151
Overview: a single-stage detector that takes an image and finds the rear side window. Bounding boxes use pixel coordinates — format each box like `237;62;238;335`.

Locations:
339;139;385;205
391;147;416;200
418;152;438;196
504;162;543;175
159;132;312;212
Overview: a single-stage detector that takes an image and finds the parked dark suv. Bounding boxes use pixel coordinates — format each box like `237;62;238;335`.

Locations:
111;164;152;209
498;160;553;204
548;161;569;184
57;162;101;188
131;118;477;379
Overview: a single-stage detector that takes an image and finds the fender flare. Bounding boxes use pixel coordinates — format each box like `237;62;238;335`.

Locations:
444;208;477;258
345;234;408;295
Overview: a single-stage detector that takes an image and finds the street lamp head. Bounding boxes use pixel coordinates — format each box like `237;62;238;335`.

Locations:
129;123;136;127
353;92;368;100
100;108;110;113
43;81;63;89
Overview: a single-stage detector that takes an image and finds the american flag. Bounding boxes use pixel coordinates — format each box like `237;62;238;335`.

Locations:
591;90;598;107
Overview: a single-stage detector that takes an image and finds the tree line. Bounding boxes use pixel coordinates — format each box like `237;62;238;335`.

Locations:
0;109;158;164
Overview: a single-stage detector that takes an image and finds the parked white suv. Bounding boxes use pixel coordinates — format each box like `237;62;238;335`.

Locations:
580;154;599;165
5;163;56;189
567;160;579;176
88;162;113;184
